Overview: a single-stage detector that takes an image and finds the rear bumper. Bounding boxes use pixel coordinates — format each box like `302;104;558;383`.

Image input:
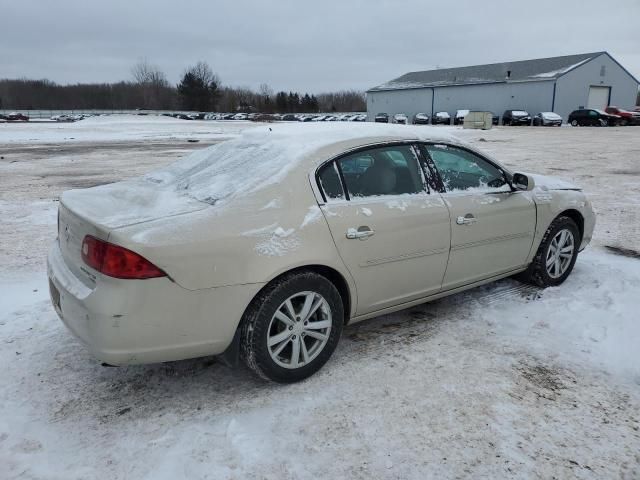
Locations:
47;241;262;365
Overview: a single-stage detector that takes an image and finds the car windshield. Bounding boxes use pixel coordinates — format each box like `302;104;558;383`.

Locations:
512;110;529;116
542;112;561;119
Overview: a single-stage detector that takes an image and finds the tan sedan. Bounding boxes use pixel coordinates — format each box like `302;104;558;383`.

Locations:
48;124;595;382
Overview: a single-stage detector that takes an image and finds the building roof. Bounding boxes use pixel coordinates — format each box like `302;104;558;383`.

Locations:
369;52;608;92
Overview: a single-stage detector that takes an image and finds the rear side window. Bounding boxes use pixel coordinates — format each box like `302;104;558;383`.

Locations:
337;145;425;198
317;162;344;200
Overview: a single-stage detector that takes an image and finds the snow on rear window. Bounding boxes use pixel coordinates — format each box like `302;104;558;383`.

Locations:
512;111;529;116
144;124;459;207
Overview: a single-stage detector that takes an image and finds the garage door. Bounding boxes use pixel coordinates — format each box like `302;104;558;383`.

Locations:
587;86;610;109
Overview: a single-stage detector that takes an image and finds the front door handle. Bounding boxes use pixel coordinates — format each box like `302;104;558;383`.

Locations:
346;227;375;240
456;214;477;226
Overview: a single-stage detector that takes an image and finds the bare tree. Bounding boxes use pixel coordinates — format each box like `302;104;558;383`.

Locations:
131;58;172;109
131;58;168;86
189;61;220;88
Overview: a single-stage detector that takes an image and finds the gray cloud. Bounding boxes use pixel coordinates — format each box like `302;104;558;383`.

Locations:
2;0;639;93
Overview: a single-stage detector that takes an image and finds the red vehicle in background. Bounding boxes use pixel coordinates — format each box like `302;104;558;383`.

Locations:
604;106;640;126
3;112;30;121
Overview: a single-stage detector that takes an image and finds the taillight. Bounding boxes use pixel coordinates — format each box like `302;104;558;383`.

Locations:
81;235;166;279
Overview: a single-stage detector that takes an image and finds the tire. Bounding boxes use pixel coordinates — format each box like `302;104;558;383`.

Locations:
621;119;628;126
240;271;344;383
570;119;578;127
518;216;581;288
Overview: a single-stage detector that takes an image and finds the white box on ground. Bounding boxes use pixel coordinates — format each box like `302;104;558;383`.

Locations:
463;111;493;130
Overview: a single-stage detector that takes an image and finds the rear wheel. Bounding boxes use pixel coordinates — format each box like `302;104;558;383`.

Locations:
240;271;343;383
518;216;580;287
621;119;628;126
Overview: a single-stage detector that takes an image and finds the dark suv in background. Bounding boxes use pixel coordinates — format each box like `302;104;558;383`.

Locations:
502;110;531;126
374;112;389;123
568;109;620;127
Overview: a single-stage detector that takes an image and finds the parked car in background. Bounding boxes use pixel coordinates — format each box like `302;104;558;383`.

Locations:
568;109;620;127
533;112;563;127
454;109;469;125
488;112;500;125
413;113;430;125
604;106;640;126
432;112;451;125
502;110;531;126
393;113;408;124
374;112;389;123
6;112;29;121
47;124;595;383
51;114;75;122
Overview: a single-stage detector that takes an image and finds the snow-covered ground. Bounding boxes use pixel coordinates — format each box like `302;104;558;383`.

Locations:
1;117;639;478
0;114;248;145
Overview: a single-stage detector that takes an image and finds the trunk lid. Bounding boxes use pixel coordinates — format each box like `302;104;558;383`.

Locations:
57;202;108;288
59;179;209;284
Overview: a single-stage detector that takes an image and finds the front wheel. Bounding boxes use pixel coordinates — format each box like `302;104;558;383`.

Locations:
240;271;343;383
570;119;578;127
519;216;580;287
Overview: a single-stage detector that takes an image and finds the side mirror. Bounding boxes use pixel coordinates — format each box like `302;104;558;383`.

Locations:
512;172;535;191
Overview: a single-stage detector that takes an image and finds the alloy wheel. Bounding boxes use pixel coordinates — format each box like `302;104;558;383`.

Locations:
545;229;575;279
267;291;332;369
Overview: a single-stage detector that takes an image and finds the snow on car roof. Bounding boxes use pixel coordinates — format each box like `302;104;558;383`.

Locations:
146;123;459;205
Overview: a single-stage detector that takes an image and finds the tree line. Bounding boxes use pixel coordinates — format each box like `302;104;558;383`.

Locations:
0;60;365;113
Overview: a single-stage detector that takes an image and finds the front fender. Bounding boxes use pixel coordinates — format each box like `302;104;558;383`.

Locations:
527;189;595;263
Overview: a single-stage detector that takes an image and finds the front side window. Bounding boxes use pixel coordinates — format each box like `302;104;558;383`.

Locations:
337;145;425;198
424;144;509;193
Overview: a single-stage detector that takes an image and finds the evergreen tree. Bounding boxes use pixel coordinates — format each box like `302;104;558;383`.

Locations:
275;91;288;112
177;61;220;111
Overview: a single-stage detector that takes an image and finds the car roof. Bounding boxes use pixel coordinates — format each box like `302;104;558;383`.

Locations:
144;123;466;207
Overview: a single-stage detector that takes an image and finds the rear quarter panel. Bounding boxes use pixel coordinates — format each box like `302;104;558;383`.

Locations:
108;181;354;295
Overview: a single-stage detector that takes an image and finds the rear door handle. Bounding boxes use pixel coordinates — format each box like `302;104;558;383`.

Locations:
456;214;477;226
346;227;375;240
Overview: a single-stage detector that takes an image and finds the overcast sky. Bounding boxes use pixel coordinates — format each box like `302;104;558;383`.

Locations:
3;0;639;93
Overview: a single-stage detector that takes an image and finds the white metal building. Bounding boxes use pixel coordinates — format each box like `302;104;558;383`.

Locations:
367;52;639;122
